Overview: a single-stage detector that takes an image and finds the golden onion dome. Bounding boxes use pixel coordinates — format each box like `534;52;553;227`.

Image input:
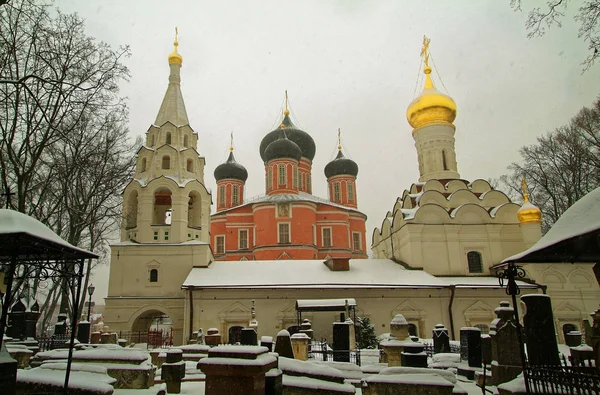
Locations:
517;179;542;224
406;66;456;130
168;28;182;65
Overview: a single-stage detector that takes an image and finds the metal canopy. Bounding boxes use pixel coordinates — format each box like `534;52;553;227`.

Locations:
501;187;600;265
0;209;97;394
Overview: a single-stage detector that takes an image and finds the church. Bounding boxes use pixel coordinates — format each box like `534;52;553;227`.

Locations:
103;34;599;345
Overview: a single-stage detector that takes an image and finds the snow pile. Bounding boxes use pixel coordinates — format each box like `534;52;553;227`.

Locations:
18;367;115;395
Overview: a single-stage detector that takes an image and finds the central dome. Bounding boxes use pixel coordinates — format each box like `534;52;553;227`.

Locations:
263;129;302;162
260;114;316;162
406;67;456;130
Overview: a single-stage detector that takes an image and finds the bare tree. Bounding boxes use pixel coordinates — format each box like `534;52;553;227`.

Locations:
510;0;600;71
0;0;135;331
497;97;600;231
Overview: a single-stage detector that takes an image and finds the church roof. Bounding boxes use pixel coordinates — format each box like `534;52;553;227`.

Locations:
212;191;367;216
182;259;537;290
154;44;189;127
502;186;600;264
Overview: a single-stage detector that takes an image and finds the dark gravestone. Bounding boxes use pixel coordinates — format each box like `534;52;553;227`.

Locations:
299;319;314;340
521;294;560;366
265;367;283;395
274;330;294;359
332;322;350;362
433;324;450;354
400;342;428;368
54;313;68;336
481;335;492;365
260;336;274;352
460;327;482;368
0;343;17;395
565;331;582;347
6;299;26;340
77;322;91;344
490;301;522;386
240;328;258;346
161;349;185;394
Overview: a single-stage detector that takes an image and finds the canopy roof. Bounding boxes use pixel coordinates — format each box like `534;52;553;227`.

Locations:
0;209;97;261
296;298;356;312
502;187;600;264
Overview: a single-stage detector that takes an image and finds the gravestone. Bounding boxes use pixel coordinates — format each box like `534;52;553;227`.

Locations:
77;322;91;344
0;342;17;395
198;346;277;395
260;336;274;351
240;328;257;346
205;328;222;347
589;306;600;369
161;349;185;393
521;294;560;365
433;324;450;354
274;330;294;359
299;319;313;340
54;313;68;336
400;342;427;367
489;301;523;385
332;321;351;362
565;331;582;347
6;300;26;340
481;335;492;365
25;301;40;339
460;327;482;367
290;333;310;361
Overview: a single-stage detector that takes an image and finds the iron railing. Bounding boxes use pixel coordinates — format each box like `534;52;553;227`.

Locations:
525;365;600;394
422;342;461;357
38;334;72;352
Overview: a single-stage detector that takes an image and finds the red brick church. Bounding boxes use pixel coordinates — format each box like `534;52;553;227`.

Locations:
210;106;368;261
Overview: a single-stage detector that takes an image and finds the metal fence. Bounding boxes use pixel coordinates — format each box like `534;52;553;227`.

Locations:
422;342;461;357
38;334;72;352
525;365;600;394
308;340;363;366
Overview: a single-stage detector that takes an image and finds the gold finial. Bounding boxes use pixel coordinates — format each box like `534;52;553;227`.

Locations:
420;35;431;69
280;123;285;130
337;128;342;151
284;90;290;116
168;27;183;65
521;178;530;203
229;131;234;152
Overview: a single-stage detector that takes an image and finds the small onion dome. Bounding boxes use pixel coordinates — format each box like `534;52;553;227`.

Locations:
324;150;359;179
168;32;182;65
406;66;456;130
264;130;302;162
214;151;248;182
260;114;316;162
517;201;542;224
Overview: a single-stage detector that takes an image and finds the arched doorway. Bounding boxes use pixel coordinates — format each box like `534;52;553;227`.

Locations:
131;309;173;348
228;326;243;344
188;192;202;228
153;188;172;225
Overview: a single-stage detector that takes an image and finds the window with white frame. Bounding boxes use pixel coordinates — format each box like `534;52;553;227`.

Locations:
232;185;239;205
348;182;355;201
215;235;225;254
352;232;361;251
219;185;225;206
333;182;341;201
322;227;332;247
267;166;273;190
292;166;298;188
239;229;248;250
278;223;290;244
278;164;286;185
467;251;483;273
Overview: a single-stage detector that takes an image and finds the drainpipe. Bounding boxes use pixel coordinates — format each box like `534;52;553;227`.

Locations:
448;285;456;340
188;288;194;343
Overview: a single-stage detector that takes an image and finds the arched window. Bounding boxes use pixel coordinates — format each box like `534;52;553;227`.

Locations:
278;164;286;186
166;132;172;145
183;135;189;148
141;158;146;172
467;251;483;273
186;159;193;172
347;182;355;201
153;188;172;225
407;323;419;337
267;167;273;190
307;174;311;194
126;191;138;229
333;182;341;201
228;326;243;344
442;150;448;171
188;192;201;228
232;185;240;205
219;185;225;206
162;156;170;169
149;269;158;283
292;166;298;188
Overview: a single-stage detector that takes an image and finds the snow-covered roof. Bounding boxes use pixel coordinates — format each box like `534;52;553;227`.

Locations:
502;186;600;264
182;259;535;290
215;191;366;215
0;209;97;259
296;298;356;311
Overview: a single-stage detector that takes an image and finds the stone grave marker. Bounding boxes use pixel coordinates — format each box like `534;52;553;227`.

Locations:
433;324;450;354
274;330;294;359
521;294;560;366
240;328;258;346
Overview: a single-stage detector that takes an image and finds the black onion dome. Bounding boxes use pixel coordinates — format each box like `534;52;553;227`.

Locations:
259;114;316;162
214;151;248;182
264;130;302;162
324;150;359;178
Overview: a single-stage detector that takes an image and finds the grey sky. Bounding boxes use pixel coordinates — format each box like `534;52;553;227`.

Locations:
52;0;600;302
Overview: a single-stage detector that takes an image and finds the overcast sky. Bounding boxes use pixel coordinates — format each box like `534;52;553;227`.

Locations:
52;0;600;302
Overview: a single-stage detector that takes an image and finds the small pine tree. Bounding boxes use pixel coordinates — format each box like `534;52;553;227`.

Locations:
356;316;379;349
